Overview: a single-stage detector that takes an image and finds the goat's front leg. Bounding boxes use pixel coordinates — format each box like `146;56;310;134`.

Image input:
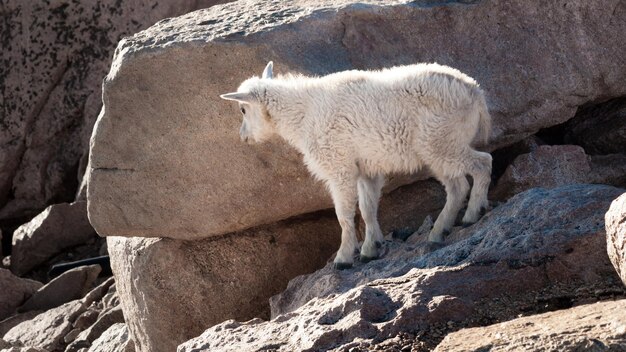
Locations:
358;174;385;262
328;177;359;270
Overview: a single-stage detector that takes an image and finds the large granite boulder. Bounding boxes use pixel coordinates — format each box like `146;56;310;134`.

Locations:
178;184;625;351
108;214;341;352
434;300;626;351
606;192;626;287
87;0;626;240
0;0;232;223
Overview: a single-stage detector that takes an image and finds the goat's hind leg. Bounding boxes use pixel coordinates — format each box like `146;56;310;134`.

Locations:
358;174;385;262
328;177;359;270
462;150;492;225
429;175;469;243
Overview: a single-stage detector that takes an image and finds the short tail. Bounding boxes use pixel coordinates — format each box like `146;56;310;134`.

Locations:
474;90;491;147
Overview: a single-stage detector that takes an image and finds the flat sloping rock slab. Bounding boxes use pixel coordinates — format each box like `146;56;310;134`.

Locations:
271;184;626;317
434;300;626;351
178;185;625;352
88;0;626;240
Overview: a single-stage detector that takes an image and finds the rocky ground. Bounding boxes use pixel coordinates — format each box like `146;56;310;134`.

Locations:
1;0;626;352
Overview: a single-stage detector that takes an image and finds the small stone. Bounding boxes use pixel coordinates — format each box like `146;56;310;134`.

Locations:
65;328;82;343
74;309;100;330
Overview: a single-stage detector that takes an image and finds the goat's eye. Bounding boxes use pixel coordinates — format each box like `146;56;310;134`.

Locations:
240;107;246;114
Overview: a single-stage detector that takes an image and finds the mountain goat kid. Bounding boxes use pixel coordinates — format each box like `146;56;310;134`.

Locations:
221;62;492;270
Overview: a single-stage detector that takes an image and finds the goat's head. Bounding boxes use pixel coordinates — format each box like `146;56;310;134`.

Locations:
220;61;275;144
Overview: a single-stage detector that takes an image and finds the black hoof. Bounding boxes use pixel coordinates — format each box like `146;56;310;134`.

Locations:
359;254;379;263
333;262;353;270
461;221;473;228
480;207;487;216
375;241;382;249
442;229;450;237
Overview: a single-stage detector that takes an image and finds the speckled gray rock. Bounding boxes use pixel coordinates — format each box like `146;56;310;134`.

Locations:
0;269;41;321
607;193;626;287
109;214;340;352
88;0;626;240
271;184;626;318
0;0;232;223
178;184;625;352
3;300;86;352
10;202;96;276
86;324;134;352
18;265;101;313
0;311;42;337
66;306;124;352
434;300;626;352
3;278;116;352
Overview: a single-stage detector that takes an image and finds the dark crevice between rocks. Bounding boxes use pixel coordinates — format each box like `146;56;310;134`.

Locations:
50;159;82;206
490;96;626;187
1;217;33;257
490;136;543;185
536;96;626;154
25;236;107;284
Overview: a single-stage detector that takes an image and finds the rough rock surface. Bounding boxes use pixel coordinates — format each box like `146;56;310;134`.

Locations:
0;0;232;223
2;278;115;352
0;346;46;352
109;214;341;352
0;311;41;338
178;184;625;352
0;269;41;321
492;145;626;199
86;323;134;352
3;300;86;352
10;202;96;276
434;299;626;352
607;193;626;287
88;0;626;240
66;306;124;352
18;265;101;313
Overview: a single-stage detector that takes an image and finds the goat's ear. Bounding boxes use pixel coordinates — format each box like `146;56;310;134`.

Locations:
219;92;255;103
262;61;273;79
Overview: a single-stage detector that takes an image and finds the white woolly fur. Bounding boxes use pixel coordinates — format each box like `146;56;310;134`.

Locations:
221;62;492;268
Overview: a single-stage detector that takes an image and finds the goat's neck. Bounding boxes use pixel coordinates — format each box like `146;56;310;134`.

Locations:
265;84;311;153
